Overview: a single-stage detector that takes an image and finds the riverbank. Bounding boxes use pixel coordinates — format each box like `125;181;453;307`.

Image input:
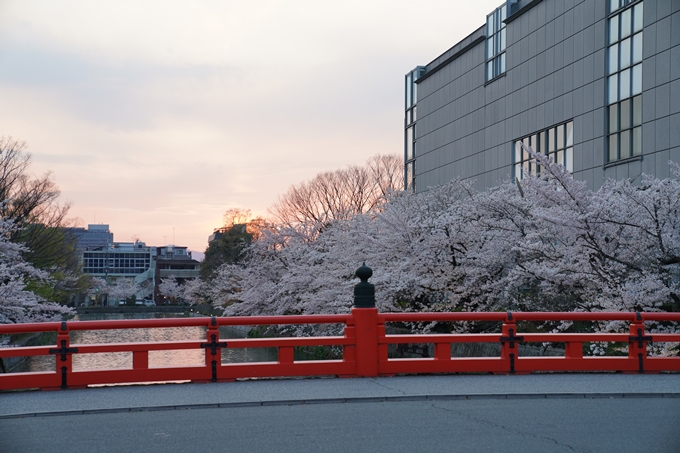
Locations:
75;306;188;315
0;331;57;373
74;303;223;317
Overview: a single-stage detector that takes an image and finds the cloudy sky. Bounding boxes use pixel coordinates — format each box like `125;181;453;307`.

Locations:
0;0;503;254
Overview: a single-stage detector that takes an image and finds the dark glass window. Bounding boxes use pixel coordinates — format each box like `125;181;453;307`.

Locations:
514;121;574;180
607;1;643;162
404;66;425;191
609;0;638;14
486;4;507;81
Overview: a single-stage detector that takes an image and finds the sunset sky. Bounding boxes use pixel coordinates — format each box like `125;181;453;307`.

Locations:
0;0;504;255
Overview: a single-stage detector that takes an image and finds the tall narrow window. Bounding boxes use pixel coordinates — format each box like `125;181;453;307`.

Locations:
607;1;643;162
514;121;574;180
486;4;507;81
405;66;425;191
609;0;638;13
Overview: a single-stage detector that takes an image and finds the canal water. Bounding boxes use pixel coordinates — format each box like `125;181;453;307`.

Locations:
13;312;279;373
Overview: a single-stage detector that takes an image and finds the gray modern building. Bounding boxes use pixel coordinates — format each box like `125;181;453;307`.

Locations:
405;0;679;192
67;224;114;252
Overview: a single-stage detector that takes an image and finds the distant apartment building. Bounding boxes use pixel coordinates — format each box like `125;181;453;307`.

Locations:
405;0;679;193
75;224;200;304
154;245;201;302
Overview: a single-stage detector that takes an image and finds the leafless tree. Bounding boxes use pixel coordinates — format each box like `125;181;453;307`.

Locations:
222;208;252;227
366;154;404;199
269;154;403;227
0;136;76;271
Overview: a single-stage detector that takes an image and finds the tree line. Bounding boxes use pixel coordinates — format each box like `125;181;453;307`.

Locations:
176;151;679;354
6;129;677;354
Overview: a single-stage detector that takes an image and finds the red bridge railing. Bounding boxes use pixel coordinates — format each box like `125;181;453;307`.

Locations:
1;309;679;391
1;265;679;390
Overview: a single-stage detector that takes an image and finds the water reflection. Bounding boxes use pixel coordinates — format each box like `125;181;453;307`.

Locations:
18;313;278;373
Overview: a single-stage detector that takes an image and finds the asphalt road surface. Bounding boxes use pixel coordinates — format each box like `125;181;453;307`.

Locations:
2;375;679;452
2;396;679;453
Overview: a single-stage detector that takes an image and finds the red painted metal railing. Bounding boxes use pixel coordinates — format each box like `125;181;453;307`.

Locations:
1;310;679;391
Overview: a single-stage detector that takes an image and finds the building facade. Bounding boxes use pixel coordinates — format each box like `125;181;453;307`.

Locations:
155;245;201;282
81;240;156;282
75;223;200;305
405;0;679;192
67;224;114;252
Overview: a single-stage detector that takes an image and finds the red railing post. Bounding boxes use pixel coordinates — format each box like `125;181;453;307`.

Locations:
434;342;451;361
353;263;379;377
352;307;379;377
48;321;77;389
500;312;523;374
565;341;583;359
201;317;227;382
628;313;651;373
132;350;149;370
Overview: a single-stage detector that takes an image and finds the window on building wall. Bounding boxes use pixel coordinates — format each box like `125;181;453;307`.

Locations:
609;0;638;13
486;4;507;82
607;1;643;163
514;121;574;180
404;66;425;191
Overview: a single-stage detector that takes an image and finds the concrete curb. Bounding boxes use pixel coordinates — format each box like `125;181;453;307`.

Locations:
2;392;678;420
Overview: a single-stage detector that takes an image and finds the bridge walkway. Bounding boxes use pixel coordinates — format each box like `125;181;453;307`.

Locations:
2;373;678;419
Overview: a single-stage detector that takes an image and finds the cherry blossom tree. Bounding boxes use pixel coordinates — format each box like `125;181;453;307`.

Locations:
478;150;680;316
0;217;72;323
158;277;183;303
102;277;140;304
178;278;206;305
212;152;679;351
78;277;148;306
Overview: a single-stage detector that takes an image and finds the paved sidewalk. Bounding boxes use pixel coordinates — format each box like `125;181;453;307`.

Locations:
1;373;679;418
